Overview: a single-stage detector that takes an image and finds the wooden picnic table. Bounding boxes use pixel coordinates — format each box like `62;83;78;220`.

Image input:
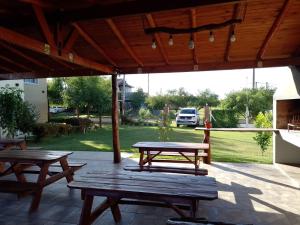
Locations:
0;150;85;212
0;139;27;150
68;171;218;225
131;142;209;175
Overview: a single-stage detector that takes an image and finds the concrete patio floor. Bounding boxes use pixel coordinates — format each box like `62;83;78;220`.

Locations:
0;151;299;225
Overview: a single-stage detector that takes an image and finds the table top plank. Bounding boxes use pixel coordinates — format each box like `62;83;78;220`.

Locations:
0;150;72;163
132;142;209;150
68;171;217;200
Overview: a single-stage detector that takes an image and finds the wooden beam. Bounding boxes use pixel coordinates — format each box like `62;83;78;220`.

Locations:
120;57;300;74
73;23;118;67
111;74;121;163
224;3;241;62
63;29;79;52
0;41;51;69
106;19;143;67
11;0;241;27
190;9;199;65
32;5;56;47
0;54;32;71
0;65;15;73
0;26;113;73
145;14;169;65
256;0;292;60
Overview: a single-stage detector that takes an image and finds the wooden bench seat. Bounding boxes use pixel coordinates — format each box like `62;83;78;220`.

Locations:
124;165;208;175
148;151;208;157
22;161;86;175
167;218;252;225
0;180;39;194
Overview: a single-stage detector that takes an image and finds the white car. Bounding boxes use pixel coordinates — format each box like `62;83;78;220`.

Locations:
176;107;200;127
49;106;66;113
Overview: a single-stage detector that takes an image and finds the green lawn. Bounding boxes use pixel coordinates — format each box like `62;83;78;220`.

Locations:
29;125;272;164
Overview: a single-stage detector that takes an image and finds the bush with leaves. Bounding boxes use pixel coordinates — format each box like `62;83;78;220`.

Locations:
138;108;152;122
253;112;273;155
0;87;37;137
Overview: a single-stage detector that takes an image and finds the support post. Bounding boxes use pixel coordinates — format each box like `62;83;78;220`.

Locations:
112;74;121;163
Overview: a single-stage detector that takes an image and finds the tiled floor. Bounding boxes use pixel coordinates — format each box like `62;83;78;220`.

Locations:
0;151;299;225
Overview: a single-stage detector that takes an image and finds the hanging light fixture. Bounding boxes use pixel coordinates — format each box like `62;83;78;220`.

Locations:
188;35;195;50
230;31;236;42
209;31;215;43
168;35;174;46
151;38;157;49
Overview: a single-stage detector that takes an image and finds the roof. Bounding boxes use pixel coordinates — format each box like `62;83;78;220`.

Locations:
0;0;299;79
117;79;133;88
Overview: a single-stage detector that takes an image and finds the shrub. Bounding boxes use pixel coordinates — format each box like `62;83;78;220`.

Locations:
211;109;239;128
32;123;73;142
253;112;273;155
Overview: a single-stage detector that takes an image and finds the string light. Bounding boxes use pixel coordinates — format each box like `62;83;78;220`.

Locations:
188;35;195;50
209;31;215;42
151;38;157;49
230;31;236;42
168;35;174;46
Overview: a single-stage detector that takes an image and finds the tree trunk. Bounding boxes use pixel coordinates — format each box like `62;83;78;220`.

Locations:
98;113;102;128
76;107;80;118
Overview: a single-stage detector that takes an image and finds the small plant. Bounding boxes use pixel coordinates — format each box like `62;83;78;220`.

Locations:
157;105;172;141
138;108;152;124
253;112;272;155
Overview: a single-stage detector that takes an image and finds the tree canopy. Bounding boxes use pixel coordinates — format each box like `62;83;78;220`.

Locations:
47;78;64;105
222;88;275;119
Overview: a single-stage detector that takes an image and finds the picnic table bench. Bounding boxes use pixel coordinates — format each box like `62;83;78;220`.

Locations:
68;171;217;225
130;142;209;175
0;139;27;150
0;150;86;212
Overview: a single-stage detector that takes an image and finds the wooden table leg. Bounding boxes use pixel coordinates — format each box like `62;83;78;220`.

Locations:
147;150;152;166
60;157;73;183
190;200;198;218
139;150;144;167
19;141;27;150
109;198;121;223
79;194;94;225
30;163;50;212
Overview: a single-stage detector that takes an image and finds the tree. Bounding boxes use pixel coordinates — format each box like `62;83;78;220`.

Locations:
0;87;37;137
222;88;275;120
195;89;220;107
146;94;168;110
48;78;64;105
130;88;146;111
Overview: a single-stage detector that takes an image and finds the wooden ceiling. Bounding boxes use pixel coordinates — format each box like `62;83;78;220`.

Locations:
0;0;299;79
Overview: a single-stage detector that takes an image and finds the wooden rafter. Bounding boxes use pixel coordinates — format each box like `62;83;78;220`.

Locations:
106;19;143;67
256;0;292;60
0;54;32;71
73;23;118;67
20;0;54;9
224;3;246;62
0;26;113;73
32;5;56;47
63;29;79;52
0;65;15;73
0;42;50;69
145;14;169;65
190;9;199;65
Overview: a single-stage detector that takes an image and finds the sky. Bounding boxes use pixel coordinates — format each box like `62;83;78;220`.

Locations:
124;67;292;99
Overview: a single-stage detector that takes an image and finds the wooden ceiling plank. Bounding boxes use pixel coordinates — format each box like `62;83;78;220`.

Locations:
0;41;51;69
0;26;113;73
63;29;79;52
0;54;32;71
190;9;199;65
32;5;56;47
256;0;292;60
145;14;169;65
73;23;118;67
106;18;143;67
20;0;54;9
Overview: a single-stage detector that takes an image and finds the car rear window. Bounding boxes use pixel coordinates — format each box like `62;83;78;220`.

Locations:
180;109;195;114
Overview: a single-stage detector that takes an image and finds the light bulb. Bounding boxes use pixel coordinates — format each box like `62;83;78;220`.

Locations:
168;35;174;46
151;39;157;49
188;36;195;50
230;32;236;42
209;31;215;42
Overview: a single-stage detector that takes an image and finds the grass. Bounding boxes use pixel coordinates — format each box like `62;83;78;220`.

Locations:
29;125;272;164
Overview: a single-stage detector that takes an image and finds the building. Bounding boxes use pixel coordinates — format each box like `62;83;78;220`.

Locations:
0;78;48;123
